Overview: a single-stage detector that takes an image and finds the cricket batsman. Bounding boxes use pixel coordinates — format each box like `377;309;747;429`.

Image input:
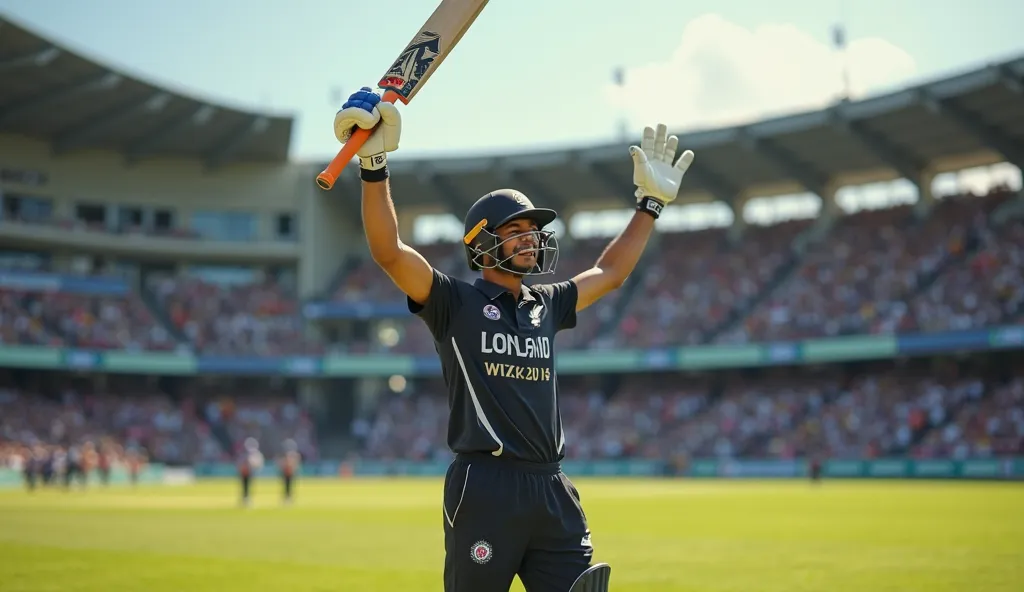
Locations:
278;439;301;505
334;88;694;592
238;437;264;507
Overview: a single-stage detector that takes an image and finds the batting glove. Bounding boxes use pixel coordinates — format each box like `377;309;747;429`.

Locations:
333;87;402;171
629;123;694;212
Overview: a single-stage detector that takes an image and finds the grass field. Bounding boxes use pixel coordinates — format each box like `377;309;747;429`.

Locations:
0;477;1021;591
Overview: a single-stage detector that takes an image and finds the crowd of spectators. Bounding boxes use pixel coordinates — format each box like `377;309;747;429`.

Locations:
0;187;1018;358
0;374;319;473
0;287;175;351
347;357;1023;463
3;357;1019;471
616;220;811;348
325;187;1021;355
146;271;322;356
720;188;1017;343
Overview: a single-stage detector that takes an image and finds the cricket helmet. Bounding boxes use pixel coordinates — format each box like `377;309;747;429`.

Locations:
462;188;560;276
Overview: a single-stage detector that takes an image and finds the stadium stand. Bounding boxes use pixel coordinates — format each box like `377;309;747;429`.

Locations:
1;15;1023;482
346;353;1024;464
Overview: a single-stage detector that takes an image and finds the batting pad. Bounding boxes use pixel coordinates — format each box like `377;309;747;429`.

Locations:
569;562;611;592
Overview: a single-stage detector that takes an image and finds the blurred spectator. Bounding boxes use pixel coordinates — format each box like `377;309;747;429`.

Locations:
148;270;322;356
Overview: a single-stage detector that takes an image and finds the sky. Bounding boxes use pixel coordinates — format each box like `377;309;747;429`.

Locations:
1;0;1023;164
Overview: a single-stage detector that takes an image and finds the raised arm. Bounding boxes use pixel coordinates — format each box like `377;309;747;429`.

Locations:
573;123;695;312
334;87;434;305
361;178;434;305
573;212;656;312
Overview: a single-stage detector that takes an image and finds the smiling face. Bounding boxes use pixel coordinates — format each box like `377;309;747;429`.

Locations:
495;218;541;275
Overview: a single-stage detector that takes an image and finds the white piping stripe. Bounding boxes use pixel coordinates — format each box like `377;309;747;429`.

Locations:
555;381;565;454
443;464;471;528
451;337;504;457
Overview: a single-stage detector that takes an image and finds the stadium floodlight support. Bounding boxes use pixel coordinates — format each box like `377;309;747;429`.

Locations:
736;129;831;198
0;72;119;126
203;115;270;170
504;168;569;220
53;92;172;156
123;104;211;165
990;64;1024;96
828;105;928;194
0;46;59;71
429;172;477;215
684;165;745;207
917;89;1024;171
586;161;641;206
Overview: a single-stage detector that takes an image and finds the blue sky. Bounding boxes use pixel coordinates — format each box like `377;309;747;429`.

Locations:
1;0;1023;163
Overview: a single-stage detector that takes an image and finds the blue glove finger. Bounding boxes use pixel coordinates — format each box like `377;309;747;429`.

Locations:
341;87;381;114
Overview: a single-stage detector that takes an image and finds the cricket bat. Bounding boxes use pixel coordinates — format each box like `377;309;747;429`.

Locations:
315;0;490;190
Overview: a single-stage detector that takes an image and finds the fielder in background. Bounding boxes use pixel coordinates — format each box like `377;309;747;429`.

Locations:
278;439;301;505
238;437;264;507
335;87;694;592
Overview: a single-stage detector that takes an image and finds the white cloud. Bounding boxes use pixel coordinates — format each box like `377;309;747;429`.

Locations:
605;14;917;133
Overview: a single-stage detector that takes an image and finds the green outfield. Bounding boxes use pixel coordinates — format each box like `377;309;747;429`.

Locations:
0;477;1021;592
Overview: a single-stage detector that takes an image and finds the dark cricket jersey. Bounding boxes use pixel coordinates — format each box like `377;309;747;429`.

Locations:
408;269;577;464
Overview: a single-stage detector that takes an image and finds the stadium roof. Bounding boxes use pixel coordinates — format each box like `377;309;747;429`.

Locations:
0;14;294;168
322;53;1024;214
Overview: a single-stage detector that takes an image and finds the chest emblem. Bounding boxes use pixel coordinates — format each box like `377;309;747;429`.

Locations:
483;304;501;321
529;304;544;327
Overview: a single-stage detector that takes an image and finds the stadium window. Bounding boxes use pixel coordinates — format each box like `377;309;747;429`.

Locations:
656;202;735;232
412;213;463;244
835;179;917;214
1;193;53;224
570;209;633;239
276;213;297;241
933;162;1023;199
117;206;144;232
191;211;258;242
75;203;107;228
153;209;175;233
743;193;821;226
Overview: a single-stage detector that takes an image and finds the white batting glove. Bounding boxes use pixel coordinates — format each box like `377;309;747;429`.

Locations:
629;123;694;205
333;87;402;170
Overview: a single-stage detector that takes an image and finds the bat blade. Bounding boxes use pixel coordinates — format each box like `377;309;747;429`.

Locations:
316;0;489;190
378;0;489;104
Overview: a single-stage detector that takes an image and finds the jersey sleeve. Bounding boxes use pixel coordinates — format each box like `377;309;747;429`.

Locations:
544;280;578;332
407;268;464;340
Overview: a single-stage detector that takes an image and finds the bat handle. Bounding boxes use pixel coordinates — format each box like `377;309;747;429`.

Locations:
315;90;402;191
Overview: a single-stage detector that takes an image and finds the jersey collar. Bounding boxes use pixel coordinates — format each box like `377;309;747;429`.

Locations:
473;278;536;304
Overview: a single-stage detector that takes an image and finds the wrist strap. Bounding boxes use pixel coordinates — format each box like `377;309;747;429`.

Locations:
637;196;664;219
359;152;388;182
360;159;389;183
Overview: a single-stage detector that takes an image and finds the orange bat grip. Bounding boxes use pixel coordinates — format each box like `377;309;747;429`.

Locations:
316;90;401;191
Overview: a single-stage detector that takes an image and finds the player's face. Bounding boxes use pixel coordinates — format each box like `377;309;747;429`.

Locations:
497;219;540;273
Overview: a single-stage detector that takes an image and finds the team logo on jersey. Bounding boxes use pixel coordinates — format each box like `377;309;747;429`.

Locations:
529;304;544;327
483;304;501;321
470;540;493;564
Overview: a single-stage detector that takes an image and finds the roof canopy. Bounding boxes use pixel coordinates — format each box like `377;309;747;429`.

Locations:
0;14;294;168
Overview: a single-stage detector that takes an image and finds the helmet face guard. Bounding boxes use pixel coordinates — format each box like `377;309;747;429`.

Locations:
466;225;559;276
462;189;561;277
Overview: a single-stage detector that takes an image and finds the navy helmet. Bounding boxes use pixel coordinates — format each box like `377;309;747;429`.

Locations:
462;189;560;276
